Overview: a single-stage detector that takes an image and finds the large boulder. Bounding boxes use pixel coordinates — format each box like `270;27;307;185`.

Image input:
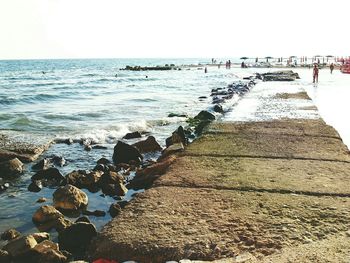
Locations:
53;185;88;211
3;235;37;258
32;167;64;182
109;203;122;218
101;182;128;197
65;170;103;189
32;240;67;263
194;110;215;121
166;126;187;147
31;158;52;171
99;171;124;186
160;143;184;160
32;205;63;224
112;141;143;165
28;180;43;192
58;222;97;254
132;136;162;153
0;158;24;178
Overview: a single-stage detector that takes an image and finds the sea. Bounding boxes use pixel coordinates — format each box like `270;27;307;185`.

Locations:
1;58;349;244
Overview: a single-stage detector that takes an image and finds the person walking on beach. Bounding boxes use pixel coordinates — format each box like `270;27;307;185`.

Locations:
330;63;334;74
313;64;319;83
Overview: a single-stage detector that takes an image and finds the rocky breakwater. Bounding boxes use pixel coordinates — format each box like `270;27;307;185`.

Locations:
88;75;350;262
121;64;180;71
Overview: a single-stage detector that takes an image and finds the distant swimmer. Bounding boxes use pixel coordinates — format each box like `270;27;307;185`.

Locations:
42;71;46;74
204;67;208;73
115;74;118;78
330;63;334;74
313;64;319;83
145;75;148;78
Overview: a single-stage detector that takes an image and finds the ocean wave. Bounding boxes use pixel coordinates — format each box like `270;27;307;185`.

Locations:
72;120;151;144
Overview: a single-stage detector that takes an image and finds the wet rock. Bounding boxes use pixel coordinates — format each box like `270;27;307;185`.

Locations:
84;145;92;151
32;168;64;182
132;136;162;153
51;155;66;167
166;126;187;147
36;197;47;203
92;145;108;150
54;138;73;145
99;171;124;186
65;170;103;189
32;205;64;225
65;170;88;187
161;143;184;159
3;235;37;258
168;113;188;118
32;158;52;171
0;249;11;263
53;184;88;211
194;110;215;121
28;180;43;192
75;216;91;224
112;141;143;165
123;131;142;139
58;222;97;254
261;70;299;81
82;209;106;217
109;203;122;218
1;229;20;241
101;182;128;196
93;163;107;172
32;232;50;243
213;104;224;113
129;156;177;189
32;240;67;263
97;157;111;165
80;170;103;187
0;158;24;178
0;182;10;192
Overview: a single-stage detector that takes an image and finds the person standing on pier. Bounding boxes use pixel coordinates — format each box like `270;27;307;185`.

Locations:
313;64;319;83
330;63;334;74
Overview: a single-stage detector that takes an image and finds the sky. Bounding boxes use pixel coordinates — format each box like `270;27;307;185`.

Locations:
0;0;348;59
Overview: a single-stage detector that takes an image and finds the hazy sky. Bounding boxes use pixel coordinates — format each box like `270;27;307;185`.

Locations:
0;0;348;59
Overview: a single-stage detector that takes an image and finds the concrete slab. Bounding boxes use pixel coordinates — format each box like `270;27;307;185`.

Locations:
155;156;350;195
185;132;350;162
89;186;350;262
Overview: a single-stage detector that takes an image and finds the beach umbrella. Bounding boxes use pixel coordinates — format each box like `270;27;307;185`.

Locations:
265;56;273;62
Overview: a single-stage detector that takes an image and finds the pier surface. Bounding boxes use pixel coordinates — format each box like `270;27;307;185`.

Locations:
90;88;350;262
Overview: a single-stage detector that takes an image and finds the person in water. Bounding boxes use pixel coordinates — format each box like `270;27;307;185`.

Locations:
313;64;319;83
330;63;334;74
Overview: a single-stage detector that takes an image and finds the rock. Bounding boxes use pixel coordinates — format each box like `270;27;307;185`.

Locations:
53;185;88;211
132;136;162;153
84;145;92;151
0;249;11;263
1;229;20;241
32;205;64;225
32;240;67;263
65;170;102;189
102;182;128;196
65;170;88;187
112;141;143;165
92;145;108;150
3;235;37;258
54;138;73;145
194;110;215;121
161;143;184;159
28;180;43;192
99;171;124;186
32;232;50;243
213;104;224;113
93;163;107;172
82;210;106;217
36;197;47;203
32;158;52;171
109;203;122;218
0;158;24;178
32;168;64;182
0;182;10;192
51;155;66;167
97;157;111;165
168;113;188;118
123;131;142;139
75;216;91;224
129;156;177;189
261;70;299;81
58;222;97;254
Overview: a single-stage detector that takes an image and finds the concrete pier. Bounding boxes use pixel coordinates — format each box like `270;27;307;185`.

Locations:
90;88;350;262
